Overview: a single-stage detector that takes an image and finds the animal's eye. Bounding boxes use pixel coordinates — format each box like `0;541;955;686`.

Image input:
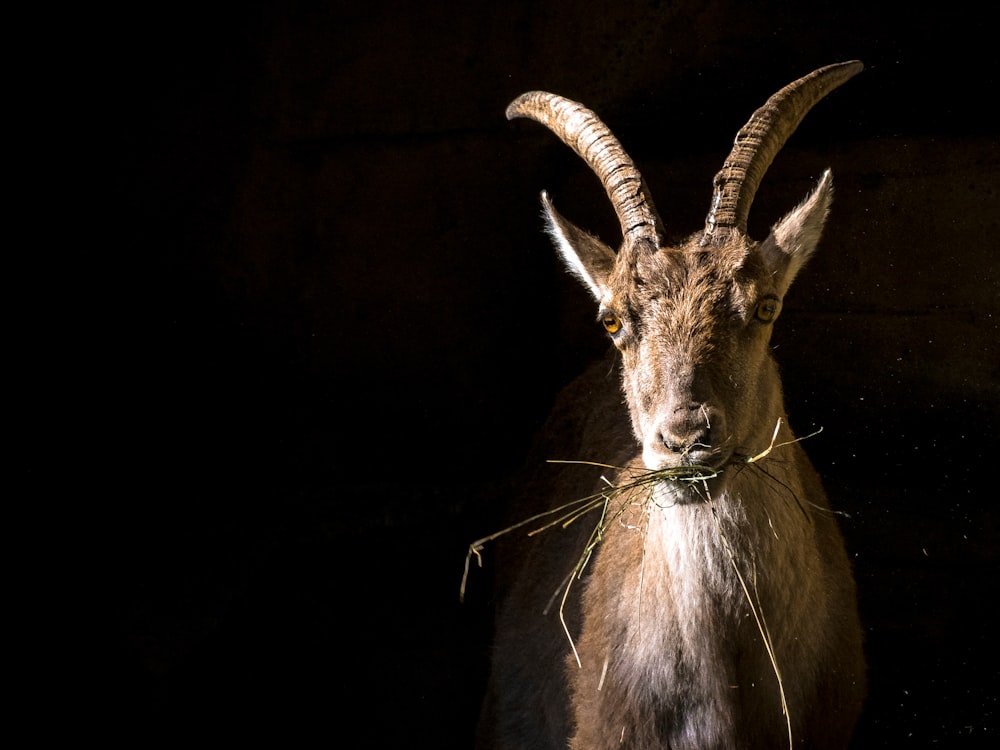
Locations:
755;297;781;323
601;313;622;334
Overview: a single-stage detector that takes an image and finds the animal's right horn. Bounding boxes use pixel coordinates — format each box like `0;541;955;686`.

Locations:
507;92;662;247
703;60;863;240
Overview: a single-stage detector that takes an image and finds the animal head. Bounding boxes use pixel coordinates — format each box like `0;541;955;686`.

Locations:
508;62;862;472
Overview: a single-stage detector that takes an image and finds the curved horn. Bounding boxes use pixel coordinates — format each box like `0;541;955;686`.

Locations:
507;92;662;245
704;60;863;239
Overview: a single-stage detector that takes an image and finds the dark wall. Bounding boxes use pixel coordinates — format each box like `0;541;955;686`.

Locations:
84;1;997;745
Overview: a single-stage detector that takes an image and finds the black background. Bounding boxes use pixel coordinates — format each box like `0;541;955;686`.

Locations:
43;1;999;745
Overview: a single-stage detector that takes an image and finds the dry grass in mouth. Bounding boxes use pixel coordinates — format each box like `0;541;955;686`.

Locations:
460;459;719;670
460;419;819;602
459;461;718;602
461;419;824;749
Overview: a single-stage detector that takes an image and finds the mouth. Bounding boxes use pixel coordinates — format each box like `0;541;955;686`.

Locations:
642;442;732;473
627;458;725;506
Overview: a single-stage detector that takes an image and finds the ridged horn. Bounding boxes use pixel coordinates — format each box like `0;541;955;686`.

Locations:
704;60;863;239
506;92;662;246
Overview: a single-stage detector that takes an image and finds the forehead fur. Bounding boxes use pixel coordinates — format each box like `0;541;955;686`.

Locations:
608;234;764;329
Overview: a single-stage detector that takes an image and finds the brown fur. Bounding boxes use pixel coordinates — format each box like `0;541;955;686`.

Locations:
478;67;866;749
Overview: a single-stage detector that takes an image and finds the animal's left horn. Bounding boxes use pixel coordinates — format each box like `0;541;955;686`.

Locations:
704;60;863;239
507;92;662;246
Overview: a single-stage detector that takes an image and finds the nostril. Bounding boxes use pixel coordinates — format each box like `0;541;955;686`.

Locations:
661;435;685;453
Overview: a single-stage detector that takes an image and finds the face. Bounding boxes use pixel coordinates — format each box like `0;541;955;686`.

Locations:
538;164;831;476
599;238;784;472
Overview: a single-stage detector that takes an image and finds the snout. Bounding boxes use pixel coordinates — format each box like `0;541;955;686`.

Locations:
642;403;728;471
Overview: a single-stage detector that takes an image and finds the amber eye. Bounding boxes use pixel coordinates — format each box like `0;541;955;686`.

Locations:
601;313;622;334
755;297;780;323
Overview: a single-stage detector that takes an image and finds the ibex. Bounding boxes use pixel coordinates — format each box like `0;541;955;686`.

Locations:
474;62;866;749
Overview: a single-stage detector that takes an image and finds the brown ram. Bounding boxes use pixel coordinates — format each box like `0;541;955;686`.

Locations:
475;61;867;749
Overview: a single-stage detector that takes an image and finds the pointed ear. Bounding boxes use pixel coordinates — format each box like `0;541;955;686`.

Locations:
758;170;834;294
541;191;616;301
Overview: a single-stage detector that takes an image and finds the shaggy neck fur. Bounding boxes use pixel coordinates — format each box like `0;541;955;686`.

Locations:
568;452;828;750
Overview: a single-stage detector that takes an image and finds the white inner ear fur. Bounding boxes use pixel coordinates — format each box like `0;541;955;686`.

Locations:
542;193;615;301
545;221;606;299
